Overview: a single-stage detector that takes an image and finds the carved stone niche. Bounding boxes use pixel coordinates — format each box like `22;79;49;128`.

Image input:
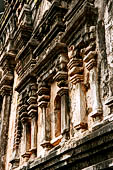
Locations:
68;45;87;132
53;51;70;142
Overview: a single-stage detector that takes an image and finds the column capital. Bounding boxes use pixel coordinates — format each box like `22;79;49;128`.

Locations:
9;157;20;169
40;140;53;149
57;87;68;96
0;85;13;96
69;74;84;85
37;87;50;96
38;101;48;108
67;51;84;85
83;51;97;70
27;96;37;105
38;95;50;103
21;116;30;124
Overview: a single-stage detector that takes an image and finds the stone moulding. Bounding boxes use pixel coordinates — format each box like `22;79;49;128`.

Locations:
61;1;97;44
15;42;67;92
28;121;113;170
1;0;113;169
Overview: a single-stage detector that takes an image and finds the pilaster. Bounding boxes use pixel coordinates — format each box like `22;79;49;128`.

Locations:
37;81;52;150
18;94;31;162
82;30;103;126
68;45;87;132
27;83;38;159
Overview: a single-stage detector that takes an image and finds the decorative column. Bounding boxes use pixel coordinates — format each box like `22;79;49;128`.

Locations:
68;46;87;132
0;50;16;170
0;85;13;169
27;83;37;159
37;81;52;149
19;94;31;162
10;113;21;169
54;52;70;141
21;118;31;162
83;44;103;125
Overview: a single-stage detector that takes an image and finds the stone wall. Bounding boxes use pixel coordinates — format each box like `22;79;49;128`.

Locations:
0;0;113;170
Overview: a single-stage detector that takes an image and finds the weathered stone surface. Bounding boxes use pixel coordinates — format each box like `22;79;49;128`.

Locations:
0;0;113;170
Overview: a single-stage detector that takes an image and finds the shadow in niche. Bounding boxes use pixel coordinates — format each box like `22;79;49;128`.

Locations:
54;95;61;138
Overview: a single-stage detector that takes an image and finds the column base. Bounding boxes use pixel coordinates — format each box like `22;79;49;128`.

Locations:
90;108;102;118
51;135;62;146
74;122;88;131
41;140;53;150
61;128;70;142
10;157;20;169
90;108;103;125
21;151;31;162
90;108;103;130
29;147;37;159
